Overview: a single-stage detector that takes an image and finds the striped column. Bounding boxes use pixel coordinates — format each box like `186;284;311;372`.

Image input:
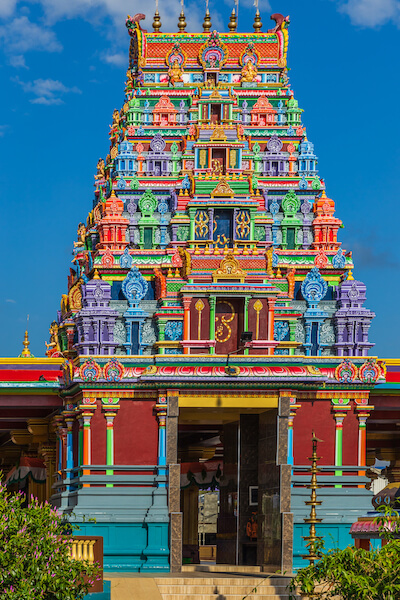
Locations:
333;412;347;488
63;411;75;491
155;396;168;488
356;402;373;487
288;399;301;466
105;412;117;488
182;296;192;355
102;398;120;488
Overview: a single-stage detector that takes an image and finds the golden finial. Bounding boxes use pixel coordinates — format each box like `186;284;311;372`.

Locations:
253;9;262;32
203;8;212;32
153;9;162;32
110;189;116;197
228;8;237;32
93;269;101;280
178;9;187;32
347;270;354;281
19;317;34;358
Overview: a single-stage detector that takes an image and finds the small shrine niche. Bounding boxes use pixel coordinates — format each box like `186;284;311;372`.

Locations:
250;96;276;126
263;134;288;176
146;133;170;177
153;96;178;127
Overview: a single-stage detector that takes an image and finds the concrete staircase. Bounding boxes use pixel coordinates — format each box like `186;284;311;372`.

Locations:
154;574;299;600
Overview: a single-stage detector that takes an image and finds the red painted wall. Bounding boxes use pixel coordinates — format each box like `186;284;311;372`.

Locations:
293;400;360;466
293;400;335;465
342;407;359;466
91;400;106;465
114;400;158;465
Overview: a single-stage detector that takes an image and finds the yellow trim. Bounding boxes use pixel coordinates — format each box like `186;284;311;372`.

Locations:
179;393;278;409
381;359;400;365
0;358;64;365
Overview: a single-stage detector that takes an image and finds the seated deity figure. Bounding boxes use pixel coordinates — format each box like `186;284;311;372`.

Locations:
241;60;258;83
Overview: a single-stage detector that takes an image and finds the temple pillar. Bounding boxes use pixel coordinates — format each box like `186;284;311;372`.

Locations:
332;405;350;488
209;296;216;355
102;399;120;487
182;296;192;355
355;398;374;486
155;396;167;487
63;409;75;490
166;391;182;572
288;397;301;466
267;298;276;355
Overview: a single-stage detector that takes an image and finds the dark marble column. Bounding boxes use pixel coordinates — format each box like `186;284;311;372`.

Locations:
257;394;293;573
239;414;259;565
167;393;181;571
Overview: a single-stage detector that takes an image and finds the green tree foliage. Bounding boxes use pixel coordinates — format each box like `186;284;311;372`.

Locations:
289;542;400;599
0;480;101;599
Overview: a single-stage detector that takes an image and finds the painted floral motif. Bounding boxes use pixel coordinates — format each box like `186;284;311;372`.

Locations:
335;359;358;383
80;359;101;382
103;358;124;382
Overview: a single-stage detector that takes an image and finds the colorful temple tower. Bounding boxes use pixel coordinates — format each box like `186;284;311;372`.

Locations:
46;10;384;573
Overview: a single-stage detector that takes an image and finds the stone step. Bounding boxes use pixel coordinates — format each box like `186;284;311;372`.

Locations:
156;585;290;594
156;591;300;600
154;578;292;586
182;565;264;573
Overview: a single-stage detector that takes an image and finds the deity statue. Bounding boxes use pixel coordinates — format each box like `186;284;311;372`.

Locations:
45;321;61;357
241;60;258;83
109;109;121;143
266;246;274;277
94;158;105;180
125;68;134;90
168;59;183;84
73;223;86;249
286;267;296;299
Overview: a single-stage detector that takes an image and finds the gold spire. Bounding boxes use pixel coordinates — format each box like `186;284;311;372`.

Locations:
228;8;237;32
347;270;354;281
203;8;212;32
93;269;101;280
178;9;187;32
153;9;161;32
19;330;34;358
302;432;323;565
253;9;262;32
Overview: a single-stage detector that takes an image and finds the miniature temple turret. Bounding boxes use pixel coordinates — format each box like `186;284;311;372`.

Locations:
334;277;375;356
74;273;119;355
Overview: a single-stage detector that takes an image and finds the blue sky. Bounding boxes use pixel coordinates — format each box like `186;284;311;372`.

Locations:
0;0;399;358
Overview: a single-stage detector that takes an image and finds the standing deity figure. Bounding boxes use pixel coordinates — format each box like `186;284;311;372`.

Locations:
94;158;105;180
286;267;296;299
109;109;121;143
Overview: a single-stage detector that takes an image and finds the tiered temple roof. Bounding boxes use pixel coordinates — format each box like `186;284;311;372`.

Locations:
47;10;375;360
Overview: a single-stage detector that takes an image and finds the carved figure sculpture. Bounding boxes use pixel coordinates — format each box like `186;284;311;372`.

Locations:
268;13;290;33
241;60;258;82
45;321;61;357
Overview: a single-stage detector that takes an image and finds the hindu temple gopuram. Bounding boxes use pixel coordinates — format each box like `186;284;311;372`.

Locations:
2;9;390;576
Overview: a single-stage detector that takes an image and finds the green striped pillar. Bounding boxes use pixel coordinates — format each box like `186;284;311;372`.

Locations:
209;296;216;355
334;413;346;488
104;408;118;488
244;297;250;355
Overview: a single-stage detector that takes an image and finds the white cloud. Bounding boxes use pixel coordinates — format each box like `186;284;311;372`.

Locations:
0;16;62;54
103;51;126;67
0;0;18;18
9;54;28;68
5;298;16;303
13;77;82;105
338;0;400;27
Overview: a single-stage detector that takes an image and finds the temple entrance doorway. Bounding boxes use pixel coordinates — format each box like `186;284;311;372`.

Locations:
178;407;275;567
